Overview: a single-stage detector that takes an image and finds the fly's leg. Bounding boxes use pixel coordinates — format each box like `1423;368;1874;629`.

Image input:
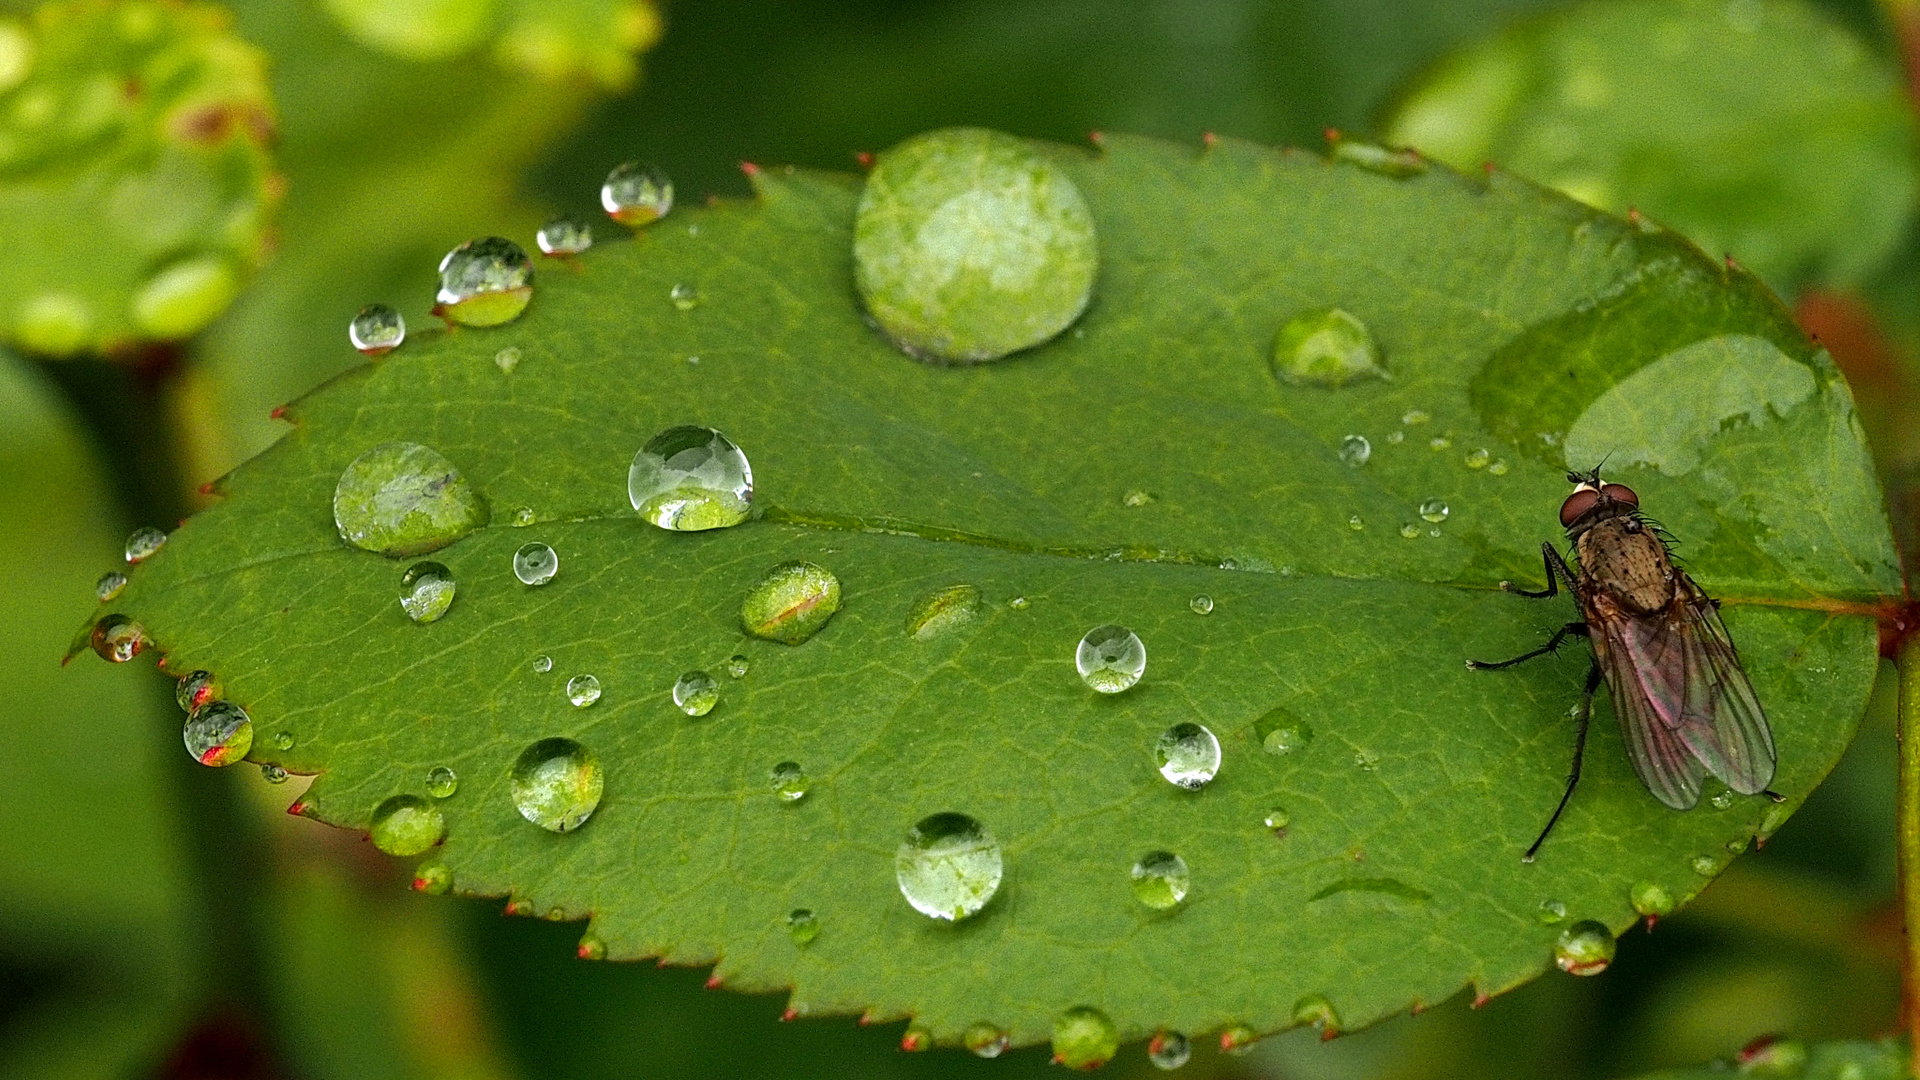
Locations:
1523;660;1603;863
1500;541;1576;599
1466;622;1588;671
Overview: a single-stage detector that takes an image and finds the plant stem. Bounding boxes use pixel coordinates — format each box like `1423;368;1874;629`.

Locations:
1899;633;1920;1073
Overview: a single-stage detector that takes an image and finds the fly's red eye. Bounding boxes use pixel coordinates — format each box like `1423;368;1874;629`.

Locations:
1602;483;1639;508
1559;488;1601;528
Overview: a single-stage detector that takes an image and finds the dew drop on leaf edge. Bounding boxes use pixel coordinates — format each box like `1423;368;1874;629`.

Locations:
183;701;252;767
894;811;1002;922
1051;1006;1118;1070
1076;624;1145;693
1155;722;1221;789
628;425;754;532
509;738;603;833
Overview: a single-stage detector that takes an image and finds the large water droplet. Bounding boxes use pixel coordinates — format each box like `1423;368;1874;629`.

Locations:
1148;1031;1190;1070
1292;993;1339;1032
1220;1025;1258;1056
184;701;252;766
894;811;1002;921
435;237;533;327
1050;1006;1118;1070
601;161;673;226
333;442;488;556
1419;498;1449;523
1270;308;1386;387
509;738;603;832
741;561;842;644
1554;920;1616;975
1631;880;1675;920
769;761;809;803
853;127;1097;363
426;765;459;798
349;304;404;355
786;908;818;945
399;561;456;622
1076;624;1145;693
1155;723;1221;789
1338;434;1371;466
513;542;558;585
566;674;601;707
370;794;445;856
95;571;127;602
90;613;145;662
904;584;983;639
964;1022;1009;1059
124;526;167;564
536;216;593;256
1131;850;1190;910
176;670;216;713
672;670;718;716
628;426;754;531
1189;594;1213;615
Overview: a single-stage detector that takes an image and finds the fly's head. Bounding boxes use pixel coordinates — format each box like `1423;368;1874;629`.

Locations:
1558;466;1640;540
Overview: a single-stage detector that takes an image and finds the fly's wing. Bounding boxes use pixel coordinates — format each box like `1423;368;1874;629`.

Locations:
1671;573;1777;793
1589;605;1706;809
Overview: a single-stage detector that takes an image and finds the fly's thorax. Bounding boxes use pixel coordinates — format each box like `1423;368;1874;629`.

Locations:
1574;516;1674;615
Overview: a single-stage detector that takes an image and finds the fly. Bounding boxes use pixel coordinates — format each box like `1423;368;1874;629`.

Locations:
1468;467;1779;861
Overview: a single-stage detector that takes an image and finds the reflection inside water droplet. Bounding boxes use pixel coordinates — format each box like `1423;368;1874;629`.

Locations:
1076;624;1145;693
1155;723;1221;789
1131;850;1190;909
894;812;1002;921
629;426;753;531
509;738;603;832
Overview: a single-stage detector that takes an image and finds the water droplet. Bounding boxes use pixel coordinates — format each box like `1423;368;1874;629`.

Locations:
260;764;288;784
1263;806;1291;831
175;670;217;713
1692;855;1718;875
1008;596;1030;610
1399;523;1420;539
1051;1006;1118;1070
1710;789;1735;810
536;216;593;256
1630;880;1674;919
532;655;553;674
435;237;533;327
1429;435;1452;451
332;442;488;556
90;613;145;662
894;811;1002;921
1292;993;1339;1032
1257;709;1313;755
1554;920;1616;976
494;346;521;374
964;1022;1009;1059
511;506;536;527
349;304;404;355
672;670;718;716
272;730;294;750
854;127;1096;363
426;765;459;798
184;701;252;766
413;862;451;895
769;761;809;802
399;561;456;622
628;425;754;531
1270;308;1386;387
566;674;601;708
786;908;818;945
741;561;841;644
1401;408;1430;425
513;542;558;585
94;571;127;602
1155;723;1221;789
1131;850;1190;909
725;654;749;678
1537;899;1567;924
1148;1031;1191;1070
1348;514;1364;530
1076;624;1145;693
509;738;603;832
601;161;673;226
1487;459;1509;476
668;282;700;310
1338;434;1371;466
1419;498;1449;524
1189;594;1213;615
124;526;167;563
1220;1025;1259;1056
370;794;445;856
577;933;606;960
905;584;983;639
1464;447;1491;469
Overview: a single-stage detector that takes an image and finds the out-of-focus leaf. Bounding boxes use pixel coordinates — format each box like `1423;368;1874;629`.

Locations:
318;0;660;89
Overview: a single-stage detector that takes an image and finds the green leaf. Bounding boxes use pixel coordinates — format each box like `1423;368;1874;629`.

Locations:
317;0;661;89
1380;0;1920;295
104;132;1897;1048
0;0;278;355
1627;1036;1908;1079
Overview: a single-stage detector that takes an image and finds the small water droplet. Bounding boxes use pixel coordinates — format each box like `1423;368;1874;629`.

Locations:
1131;850;1190;909
1537;899;1567;924
576;933;606;960
124;526;167;563
349;304;404;354
1338;434;1371;466
741;561;841;644
413;862;451;895
532;654;553;673
601;161;673;225
1464;448;1490;469
905;584;983;639
1630;880;1674;919
1429;435;1452;451
1554;920;1616;976
672;670;718;716
1419;498;1449;524
175;670;217;712
426;765;459;798
894;811;1002;921
1292;993;1339;1032
1220;1025;1259;1056
370;794;445;856
399;561;456;622
184;701;252;766
94;571;127;602
725;654;749;678
513;542;558;585
1148;1031;1190;1070
1008;595;1030;610
1189;594;1213;615
668;282;700;310
786;908;818;945
535;216;593;256
1692;855;1717;875
965;1022;1009;1059
1270;308;1386;387
1399;523;1420;539
1051;1006;1118;1070
511;506;536;527
260;763;288;784
1487;459;1509;476
566;674;601;708
629;425;754;531
333;442;488;556
1076;624;1146;693
90;613;145;662
509;738;603;832
435;237;533;327
769;761;809;802
1155;723;1221;789
272;730;294;750
1710;789;1735;810
494;346;521;374
1401;408;1429;426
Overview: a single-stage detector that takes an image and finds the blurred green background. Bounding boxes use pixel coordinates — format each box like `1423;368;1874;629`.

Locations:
4;0;1917;1077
